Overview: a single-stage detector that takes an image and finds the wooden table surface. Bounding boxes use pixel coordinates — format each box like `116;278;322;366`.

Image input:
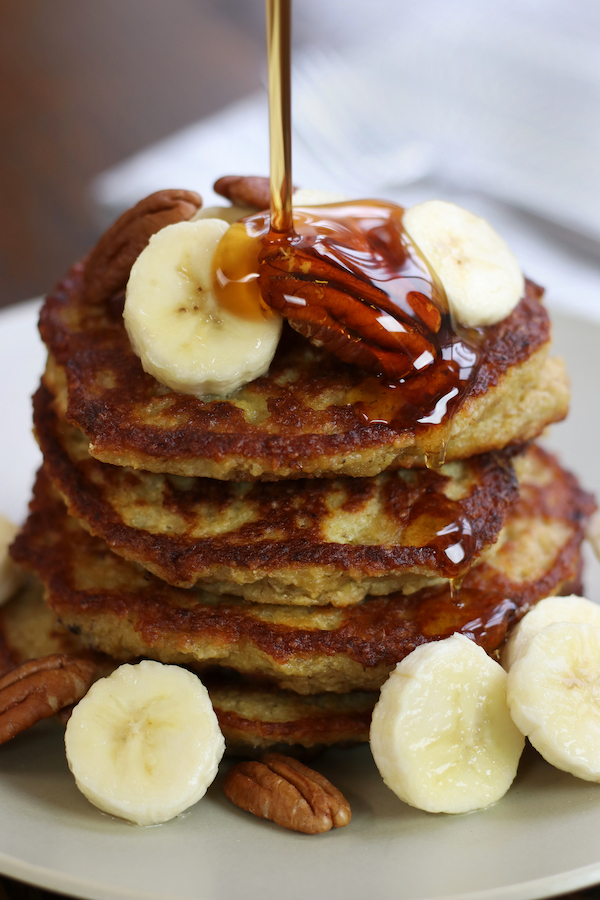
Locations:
1;4;600;900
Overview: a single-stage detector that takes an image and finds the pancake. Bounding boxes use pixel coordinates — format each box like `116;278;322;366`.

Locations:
11;446;593;694
0;578;100;670
201;674;374;756
0;581;374;755
34;382;519;604
40;265;568;481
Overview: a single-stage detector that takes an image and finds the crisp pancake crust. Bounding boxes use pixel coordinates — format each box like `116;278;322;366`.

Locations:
0;579;95;670
40;266;568;480
11;447;593;694
0;583;375;754
35;382;519;604
202;675;375;755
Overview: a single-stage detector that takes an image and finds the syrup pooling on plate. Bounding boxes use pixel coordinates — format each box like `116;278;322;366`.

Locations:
213;200;483;458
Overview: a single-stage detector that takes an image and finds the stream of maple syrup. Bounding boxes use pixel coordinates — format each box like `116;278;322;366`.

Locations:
212;0;486;588
214;2;483;447
266;0;293;234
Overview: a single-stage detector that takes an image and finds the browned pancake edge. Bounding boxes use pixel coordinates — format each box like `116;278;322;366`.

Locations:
34;381;520;601
39;266;568;479
11;446;594;693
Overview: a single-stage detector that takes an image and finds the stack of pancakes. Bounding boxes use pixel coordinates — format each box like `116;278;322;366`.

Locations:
7;195;595;756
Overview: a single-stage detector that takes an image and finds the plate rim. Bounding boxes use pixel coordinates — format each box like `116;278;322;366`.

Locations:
1;299;600;900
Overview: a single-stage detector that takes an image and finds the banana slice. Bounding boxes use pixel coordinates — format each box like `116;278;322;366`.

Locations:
507;622;600;782
0;514;24;606
502;595;600;671
65;660;225;826
403;200;524;327
370;633;524;814
124;218;283;398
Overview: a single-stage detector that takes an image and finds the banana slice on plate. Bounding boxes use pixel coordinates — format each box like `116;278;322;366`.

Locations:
403;200;524;327
65;660;225;826
370;633;524;814
124;218;283;398
507;622;600;782
0;514;24;606
502;595;600;671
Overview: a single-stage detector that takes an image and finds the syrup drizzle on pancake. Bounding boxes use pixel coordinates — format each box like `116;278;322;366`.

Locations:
212;4;484;464
215;200;483;467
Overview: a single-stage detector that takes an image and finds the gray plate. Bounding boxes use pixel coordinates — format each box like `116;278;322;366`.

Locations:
0;300;599;900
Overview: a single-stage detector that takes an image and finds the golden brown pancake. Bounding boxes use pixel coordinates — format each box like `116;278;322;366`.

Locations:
34;382;519;604
11;446;593;694
202;674;374;756
0;581;374;755
0;578;97;669
40;266;568;480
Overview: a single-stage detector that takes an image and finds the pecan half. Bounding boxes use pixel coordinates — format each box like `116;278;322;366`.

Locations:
0;655;96;744
214;175;272;211
223;752;351;834
259;241;438;379
84;189;202;305
214;175;300;211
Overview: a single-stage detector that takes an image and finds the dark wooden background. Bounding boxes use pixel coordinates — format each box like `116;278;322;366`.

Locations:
0;0;266;310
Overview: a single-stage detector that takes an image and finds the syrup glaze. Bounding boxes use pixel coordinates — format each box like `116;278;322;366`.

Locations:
214;200;483;462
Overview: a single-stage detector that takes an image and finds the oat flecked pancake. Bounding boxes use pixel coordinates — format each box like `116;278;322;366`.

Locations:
11;446;593;695
8;183;594;776
40;265;568;481
34;382;520;605
0;581;375;756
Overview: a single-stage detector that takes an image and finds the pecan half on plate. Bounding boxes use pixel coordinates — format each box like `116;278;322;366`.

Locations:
0;654;96;744
223;752;351;834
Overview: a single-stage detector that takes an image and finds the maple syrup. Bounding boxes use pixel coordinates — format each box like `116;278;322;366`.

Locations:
402;485;477;583
211;0;292;320
266;0;293;234
212;0;485;585
259;2;481;402
214;0;483;449
215;202;482;437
